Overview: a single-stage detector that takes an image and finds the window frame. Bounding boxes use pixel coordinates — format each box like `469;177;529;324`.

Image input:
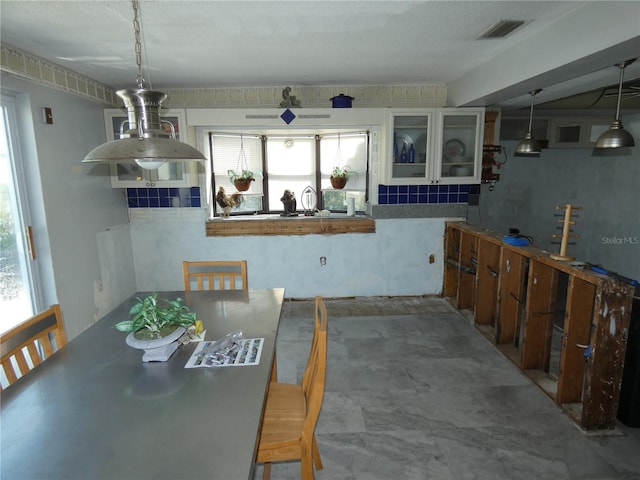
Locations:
208;129;370;218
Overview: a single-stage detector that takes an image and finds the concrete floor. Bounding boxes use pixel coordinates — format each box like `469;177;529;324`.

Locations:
252;296;640;480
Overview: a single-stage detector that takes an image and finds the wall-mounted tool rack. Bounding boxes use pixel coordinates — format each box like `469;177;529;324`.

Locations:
444;221;635;431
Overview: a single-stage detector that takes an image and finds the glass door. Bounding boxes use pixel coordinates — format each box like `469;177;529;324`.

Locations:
434;109;483;184
389;112;432;181
0;97;39;331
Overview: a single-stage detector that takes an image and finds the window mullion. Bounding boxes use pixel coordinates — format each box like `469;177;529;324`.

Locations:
208;133;216;216
365;130;370;204
260;135;269;212
315;134;322;210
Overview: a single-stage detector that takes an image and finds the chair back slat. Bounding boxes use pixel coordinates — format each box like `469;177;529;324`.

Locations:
183;261;248;291
26;342;44;369
38;332;55;358
1;304;67;390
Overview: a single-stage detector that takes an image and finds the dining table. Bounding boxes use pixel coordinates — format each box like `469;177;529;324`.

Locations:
0;288;284;480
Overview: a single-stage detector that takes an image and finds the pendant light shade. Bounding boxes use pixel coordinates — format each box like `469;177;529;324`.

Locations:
82;0;205;169
514;89;542;157
83;89;206;169
595;59;636;149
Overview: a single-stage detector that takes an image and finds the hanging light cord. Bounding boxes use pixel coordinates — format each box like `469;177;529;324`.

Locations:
612;61;627;122
132;0;145;88
526;89;540;133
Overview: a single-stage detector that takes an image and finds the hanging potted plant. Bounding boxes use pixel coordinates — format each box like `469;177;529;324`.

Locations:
330;165;351;189
228;134;256;192
330;132;353;189
228;168;255;192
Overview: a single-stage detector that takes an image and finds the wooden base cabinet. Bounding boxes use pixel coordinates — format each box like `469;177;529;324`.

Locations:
444;221;635;431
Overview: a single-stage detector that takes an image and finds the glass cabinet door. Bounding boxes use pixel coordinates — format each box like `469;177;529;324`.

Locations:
434;110;483;184
110;162;188;186
389;112;433;182
104;109;192;188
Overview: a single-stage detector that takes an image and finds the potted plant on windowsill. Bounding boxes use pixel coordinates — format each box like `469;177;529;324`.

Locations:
228;169;255;192
115;293;197;361
330;165;351;189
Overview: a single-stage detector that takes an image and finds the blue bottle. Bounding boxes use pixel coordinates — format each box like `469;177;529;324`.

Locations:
408;144;415;163
400;144;407;163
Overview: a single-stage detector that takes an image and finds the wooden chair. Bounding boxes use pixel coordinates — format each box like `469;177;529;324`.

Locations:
182;260;248;292
256;296;328;480
1;304;67;390
181;259;278;378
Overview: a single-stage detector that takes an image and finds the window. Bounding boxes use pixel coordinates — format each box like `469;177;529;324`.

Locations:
211;133;264;213
209;131;369;217
266;135;316;209
1;94;42;331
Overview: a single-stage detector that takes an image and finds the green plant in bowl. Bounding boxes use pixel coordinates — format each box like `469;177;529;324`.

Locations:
115;293;196;340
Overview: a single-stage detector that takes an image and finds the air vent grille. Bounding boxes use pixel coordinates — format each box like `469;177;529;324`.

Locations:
478;20;526;39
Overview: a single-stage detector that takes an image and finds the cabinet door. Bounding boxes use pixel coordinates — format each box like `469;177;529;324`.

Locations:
433;109;483;184
104;109;192;188
385;110;434;184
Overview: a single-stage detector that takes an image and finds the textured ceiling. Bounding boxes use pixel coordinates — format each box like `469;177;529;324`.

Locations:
1;1;639;112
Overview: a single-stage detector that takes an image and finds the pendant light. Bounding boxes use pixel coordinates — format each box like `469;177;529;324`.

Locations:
595;59;636;149
83;0;205;170
514;89;542;157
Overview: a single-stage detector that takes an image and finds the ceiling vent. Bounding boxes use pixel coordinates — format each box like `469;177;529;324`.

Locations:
478;20;526;39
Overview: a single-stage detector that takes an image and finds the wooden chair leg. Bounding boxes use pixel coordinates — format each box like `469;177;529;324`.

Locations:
262;462;271;480
312;434;323;470
301;452;315;480
270;350;278;382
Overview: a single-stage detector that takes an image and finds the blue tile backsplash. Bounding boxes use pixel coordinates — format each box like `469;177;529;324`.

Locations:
127;187;201;208
378;184;479;205
127;184;477;208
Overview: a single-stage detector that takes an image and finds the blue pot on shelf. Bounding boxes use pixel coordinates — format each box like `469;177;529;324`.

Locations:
330;94;354;108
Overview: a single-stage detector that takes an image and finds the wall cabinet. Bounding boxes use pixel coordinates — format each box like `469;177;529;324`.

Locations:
385;108;484;185
444;222;635;431
104;109;193;188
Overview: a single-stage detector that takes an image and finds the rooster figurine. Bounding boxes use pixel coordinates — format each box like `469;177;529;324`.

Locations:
216;186;243;217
